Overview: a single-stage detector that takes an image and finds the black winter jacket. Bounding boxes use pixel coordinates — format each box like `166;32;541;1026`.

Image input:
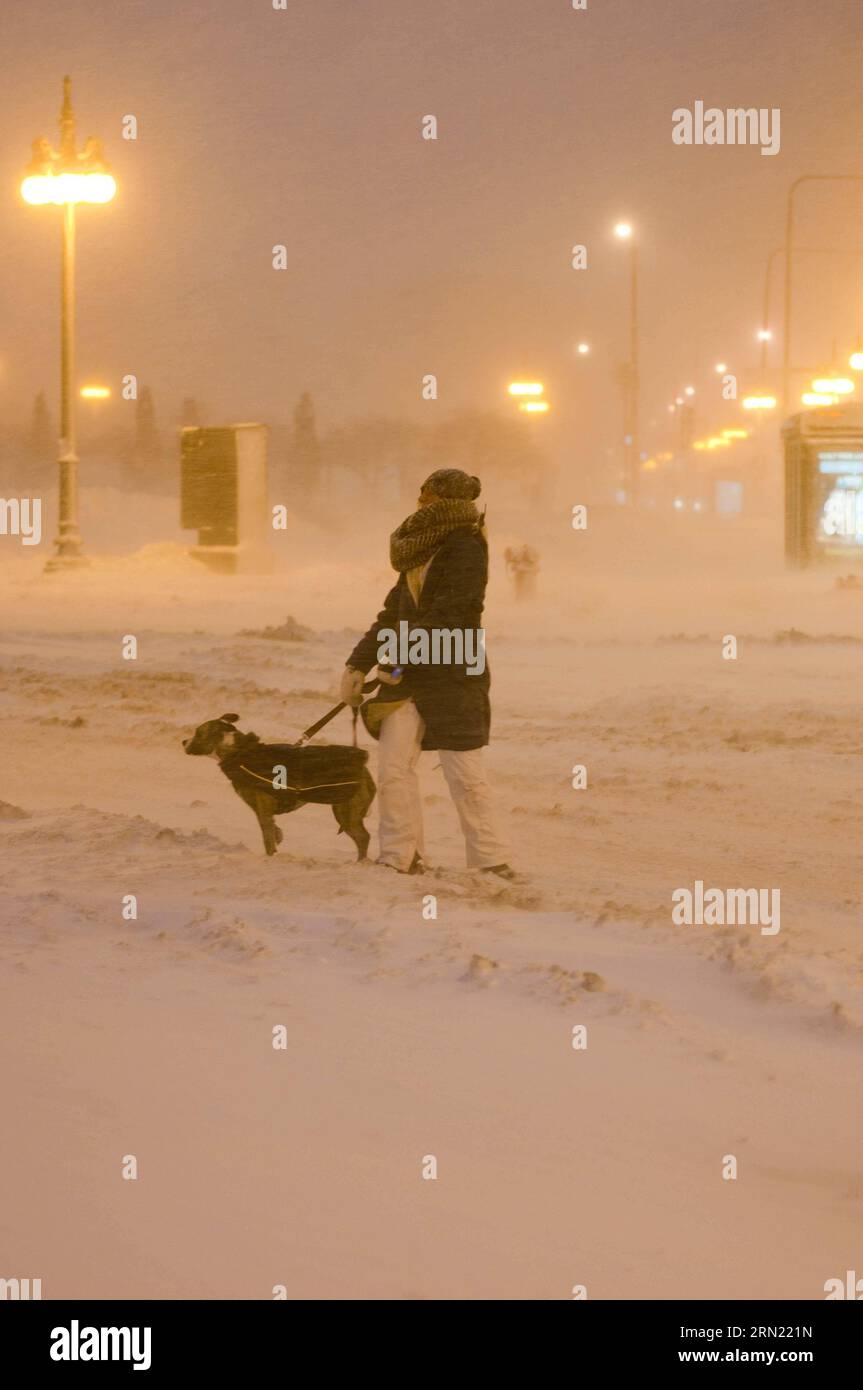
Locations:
347;527;491;751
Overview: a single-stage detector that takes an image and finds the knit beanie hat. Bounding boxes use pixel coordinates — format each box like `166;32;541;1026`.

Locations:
419;468;482;501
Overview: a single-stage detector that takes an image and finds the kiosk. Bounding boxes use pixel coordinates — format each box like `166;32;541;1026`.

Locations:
180;423;270;573
783;404;863;567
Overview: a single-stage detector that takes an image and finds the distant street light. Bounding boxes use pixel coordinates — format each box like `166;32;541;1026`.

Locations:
80;384;111;399
613;220;639;502
21;77;116;568
715;362;727;373
684;386;695;397
849;343;863;371
507;382;544;396
742;394;777;411
756;328;774;379
519;401;550;414
811;375;854;395
801;392;838;407
577;342;590;355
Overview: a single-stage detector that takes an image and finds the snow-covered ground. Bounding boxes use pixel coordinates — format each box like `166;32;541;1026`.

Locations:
1;492;861;1299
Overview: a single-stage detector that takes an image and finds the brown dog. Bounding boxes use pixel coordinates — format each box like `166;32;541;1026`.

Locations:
183;713;375;859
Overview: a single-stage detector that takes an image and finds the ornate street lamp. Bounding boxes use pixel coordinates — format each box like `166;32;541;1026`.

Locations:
21;77;116;569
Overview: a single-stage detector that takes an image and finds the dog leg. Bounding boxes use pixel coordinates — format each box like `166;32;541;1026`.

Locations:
332;769;376;861
253;791;280;856
234;785;278;856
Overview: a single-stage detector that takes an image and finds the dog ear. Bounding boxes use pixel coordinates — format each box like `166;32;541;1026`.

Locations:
220;712;240;724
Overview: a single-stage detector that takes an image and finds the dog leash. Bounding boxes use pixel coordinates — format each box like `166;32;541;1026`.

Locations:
292;667;405;748
292;678;380;748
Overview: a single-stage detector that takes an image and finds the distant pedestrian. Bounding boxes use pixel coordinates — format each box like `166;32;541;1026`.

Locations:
504;543;539;600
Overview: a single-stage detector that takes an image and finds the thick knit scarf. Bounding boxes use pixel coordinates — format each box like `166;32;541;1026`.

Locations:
389;498;480;573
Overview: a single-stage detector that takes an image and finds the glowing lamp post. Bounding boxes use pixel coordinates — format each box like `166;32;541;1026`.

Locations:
21;77;116;568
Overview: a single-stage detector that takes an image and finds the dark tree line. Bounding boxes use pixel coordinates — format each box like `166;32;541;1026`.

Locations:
4;389;552;510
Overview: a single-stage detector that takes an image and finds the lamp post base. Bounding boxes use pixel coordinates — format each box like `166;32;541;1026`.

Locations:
44;554;89;573
47;448;86;571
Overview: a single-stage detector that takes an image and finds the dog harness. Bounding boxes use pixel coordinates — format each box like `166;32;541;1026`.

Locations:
238;764;360;794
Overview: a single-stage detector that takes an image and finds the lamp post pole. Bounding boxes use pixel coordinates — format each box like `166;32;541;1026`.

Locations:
57;195;81;563
613;222;639;503
627;238;639;502
22;76;116;570
55;77;81;562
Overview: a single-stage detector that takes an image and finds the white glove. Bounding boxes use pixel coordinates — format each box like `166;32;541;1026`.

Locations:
340;666;365;706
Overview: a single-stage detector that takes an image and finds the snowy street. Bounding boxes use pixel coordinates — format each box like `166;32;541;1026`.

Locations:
1;509;860;1298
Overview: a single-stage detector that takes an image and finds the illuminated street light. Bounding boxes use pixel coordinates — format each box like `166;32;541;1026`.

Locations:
21;77;116;568
80;384;111;399
811;376;854;395
721;428;749;440
849;349;863;371
802;392;838;407
675;396;684;406
684;386;695;397
22;171;116;205
757;329;772;342
577;342;590;355
519;401;550;414
742;394;777;410
507;382;544;396
715;362;727;373
614;222;633;240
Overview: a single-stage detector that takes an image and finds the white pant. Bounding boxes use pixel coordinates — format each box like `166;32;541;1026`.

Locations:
376;700;508;871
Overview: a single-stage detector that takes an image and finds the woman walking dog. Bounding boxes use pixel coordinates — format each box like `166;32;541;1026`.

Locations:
341;469;513;878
